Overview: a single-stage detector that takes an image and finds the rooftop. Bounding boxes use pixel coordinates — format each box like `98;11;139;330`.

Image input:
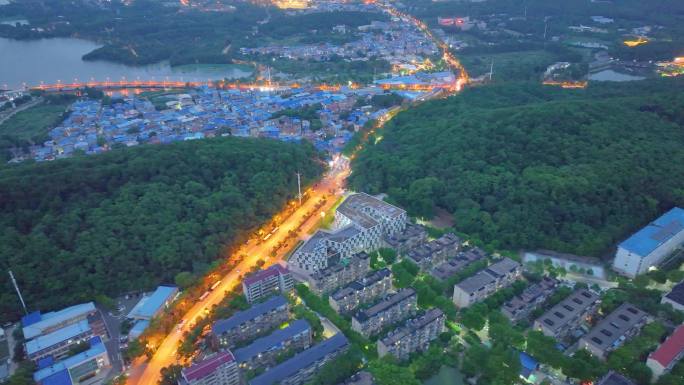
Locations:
332;268;391;300
619;207;684;257
484;258;521;278
233;319;311;363
34;337;106;382
536;289;600;334
336;193;406;230
354;288;416;322
127;285;178;320
249;333;349;385
213;296;288;335
581;303;648;352
22;302;96;340
243;264;290;287
596;371;637;385
182;351;235;382
26;320;91;356
39;369;72;385
379;308;444;346
456;271;496;294
649;324;684;368
663;281;684;306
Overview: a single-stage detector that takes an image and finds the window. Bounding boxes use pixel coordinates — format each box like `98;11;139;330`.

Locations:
553;311;565;319
581;291;592;299
563;305;575;312
591;337;603;344
618;314;630;322
573;298;583;305
543;319;555;326
600;329;613;337
627;307;638;314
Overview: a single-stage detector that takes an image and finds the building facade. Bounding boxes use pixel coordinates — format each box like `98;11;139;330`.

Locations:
647;324;684;380
452;258;522;308
180;351;240;385
578;303;650;360
384;223;428;255
501;277;559;323
533;289;600;339
329;268;393;314
351;289;417;337
242;264;294;303
377;309;445;360
308;253;370;295
212;296;289;348
406;233;461;270
234;319;312;372
613;207;684;277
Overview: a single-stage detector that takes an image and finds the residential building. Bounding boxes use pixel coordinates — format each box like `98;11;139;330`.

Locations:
533;289;600;339
212;296;289;348
127;285;179;321
613;207;684;277
352;289;417;337
661;281;684;312
647;324;684;380
501;277;559;323
249;333;349;385
406;233;461;270
33;336;110;385
26;320;94;362
384;223;427;255
578;303;650;359
242;264;294;303
452;258;522;308
377;308;445;360
234;319;312;372
595;371;637;385
431;247;486;281
329;268;393;314
22;302;98;341
308;253;370;295
180;351;240;385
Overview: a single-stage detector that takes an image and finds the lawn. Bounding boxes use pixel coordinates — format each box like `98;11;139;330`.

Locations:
459;50;559;81
424;366;464;385
0;102;68;141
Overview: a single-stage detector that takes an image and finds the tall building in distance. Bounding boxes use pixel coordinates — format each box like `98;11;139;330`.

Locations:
180;351;240;385
613;207;684;277
242;264;294;303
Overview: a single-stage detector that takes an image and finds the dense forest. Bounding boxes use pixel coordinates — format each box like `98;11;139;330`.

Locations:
0;137;323;320
349;80;684;257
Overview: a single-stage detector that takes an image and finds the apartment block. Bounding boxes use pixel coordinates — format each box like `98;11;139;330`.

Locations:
501;276;559;323
377;309;445;360
406;233;461;270
308;253;370;295
249;333;349;385
234;319;312;372
533;289;600;339
329;268;393;314
212;296;289;348
452;258;522;308
579;303;650;359
242;264;294;303
384;223;428;255
352;289;417;337
431;247;487;281
180;351;240;385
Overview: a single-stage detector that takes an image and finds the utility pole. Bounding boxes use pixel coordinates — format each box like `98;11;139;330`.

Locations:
9;270;28;315
296;172;302;206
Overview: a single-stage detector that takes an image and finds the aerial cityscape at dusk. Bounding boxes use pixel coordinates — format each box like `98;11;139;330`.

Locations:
0;1;683;385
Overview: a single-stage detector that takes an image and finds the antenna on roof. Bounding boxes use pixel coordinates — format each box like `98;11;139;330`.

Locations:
9;270;28;315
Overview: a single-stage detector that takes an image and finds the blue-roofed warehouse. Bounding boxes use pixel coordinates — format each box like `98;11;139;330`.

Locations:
34;336;110;385
234;319;312;370
613;207;684;277
26;320;93;362
22;302;97;341
127;285;178;321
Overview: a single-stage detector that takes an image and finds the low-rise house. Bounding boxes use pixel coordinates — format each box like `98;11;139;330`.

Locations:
377;309;445;360
212;296;289;348
249;333;349;385
533;289;600;339
431;247;486;281
180;351;240;385
384;223;427;255
329;268;393;314
578;303;650;360
661;281;684;312
242;264;294;303
452;258;522;308
501;277;559;323
647;324;684;380
308;253;370;295
406;233;461;270
234;319;312;372
352;289;417;337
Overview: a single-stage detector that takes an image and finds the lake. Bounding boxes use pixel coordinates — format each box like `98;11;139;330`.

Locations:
588;69;645;82
0;37;253;89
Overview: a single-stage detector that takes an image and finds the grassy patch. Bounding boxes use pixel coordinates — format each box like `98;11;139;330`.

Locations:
460;50;558;81
0;102;68;141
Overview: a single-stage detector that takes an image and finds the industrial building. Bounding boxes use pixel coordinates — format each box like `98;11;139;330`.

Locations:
33;337;110;385
127;285;179;321
26;320;94;362
22;303;98;342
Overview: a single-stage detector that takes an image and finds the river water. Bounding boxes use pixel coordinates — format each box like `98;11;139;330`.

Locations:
0;37;253;89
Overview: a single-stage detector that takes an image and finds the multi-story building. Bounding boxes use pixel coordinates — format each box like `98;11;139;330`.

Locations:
431;247;486;281
661;281;684;312
595;371;637;385
212;296;289;348
234;319;312;372
647;324;684;380
180;351;240;385
384;223;428;255
33;336;110;385
377;308;445;360
249;333;349;385
501;277;559;323
308;253;370;295
406;233;461;270
578;303;650;359
533;289;600;339
289;193;406;275
352;289;417;337
242;264;294;303
26;320;94;362
452;258;522;308
613;207;684;277
22;302;98;341
329;268;393;314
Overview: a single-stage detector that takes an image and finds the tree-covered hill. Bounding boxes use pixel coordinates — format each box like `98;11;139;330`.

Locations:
0;137;323;320
349;80;684;257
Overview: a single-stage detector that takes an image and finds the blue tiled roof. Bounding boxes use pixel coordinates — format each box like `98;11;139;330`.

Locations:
34;337;106;382
249;333;348;385
234;319;310;363
619;207;684;257
22;302;95;340
39;369;72;385
26;320;91;356
213;296;288;336
127;286;177;320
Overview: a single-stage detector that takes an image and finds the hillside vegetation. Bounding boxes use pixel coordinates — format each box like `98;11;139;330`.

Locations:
349;80;684;257
0;137;323;320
